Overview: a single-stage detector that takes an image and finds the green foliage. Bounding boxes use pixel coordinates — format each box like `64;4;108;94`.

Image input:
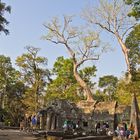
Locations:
16;46;50;85
97;72;140;106
125;0;140;19
126;24;140;73
45;57;81;102
43;16;101;101
0;55;12;88
98;75;118;101
79;66;97;88
99;75;118;88
16;46;50;112
0;1;11;35
115;80;132;105
45;56;96;102
94;90;108;102
115;75;140;105
53;56;74;80
0;55;25;126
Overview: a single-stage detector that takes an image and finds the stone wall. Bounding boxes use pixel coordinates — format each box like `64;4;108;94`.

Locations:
39;99;131;131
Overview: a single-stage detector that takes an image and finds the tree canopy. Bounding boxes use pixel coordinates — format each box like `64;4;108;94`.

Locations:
43;16;101;101
0;1;11;35
45;56;97;102
125;24;140;77
16;46;50;113
98;75;118;101
125;0;140;20
83;0;137;81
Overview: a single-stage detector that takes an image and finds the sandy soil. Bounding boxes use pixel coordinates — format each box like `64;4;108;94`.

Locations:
0;129;38;140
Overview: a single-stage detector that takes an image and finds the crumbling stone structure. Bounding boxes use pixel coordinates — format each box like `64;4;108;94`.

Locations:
38;99;82;130
39;99;131;131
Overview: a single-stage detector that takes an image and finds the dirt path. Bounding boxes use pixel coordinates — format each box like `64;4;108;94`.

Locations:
0;129;38;140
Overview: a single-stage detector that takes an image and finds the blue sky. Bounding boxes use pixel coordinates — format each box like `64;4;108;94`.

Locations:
0;0;126;82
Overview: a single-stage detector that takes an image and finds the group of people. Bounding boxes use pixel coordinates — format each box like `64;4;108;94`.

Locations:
95;121;110;135
94;121;137;139
62;120;111;135
20;115;37;132
63;119;80;132
115;122;135;139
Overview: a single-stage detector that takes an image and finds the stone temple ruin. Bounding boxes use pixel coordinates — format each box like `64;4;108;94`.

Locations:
38;99;131;132
38;99;82;131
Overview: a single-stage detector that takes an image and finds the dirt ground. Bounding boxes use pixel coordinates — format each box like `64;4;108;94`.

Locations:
0;129;38;140
1;129;140;140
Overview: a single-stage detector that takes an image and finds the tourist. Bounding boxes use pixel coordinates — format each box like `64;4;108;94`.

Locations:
25;115;32;132
95;121;100;134
72;121;76;132
20;119;25;131
105;121;109;129
114;125;120;136
63;120;68;132
128;124;135;140
31;115;37;131
102;121;106;129
107;130;113;136
123;122;127;131
119;126;125;137
0;114;4;127
126;129;131;139
115;124;126;139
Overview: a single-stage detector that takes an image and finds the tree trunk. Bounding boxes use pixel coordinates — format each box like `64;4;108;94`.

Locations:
34;81;39;112
130;93;140;138
73;64;94;102
116;35;132;82
34;84;37;112
1;94;5;109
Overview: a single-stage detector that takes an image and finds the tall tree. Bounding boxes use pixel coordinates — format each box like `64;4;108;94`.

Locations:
43;16;101;102
16;46;50;112
0;55;13;108
46;57;80;102
0;1;11;35
46;57;97;102
0;55;25;126
83;0;136;81
5;72;26;126
125;0;140;80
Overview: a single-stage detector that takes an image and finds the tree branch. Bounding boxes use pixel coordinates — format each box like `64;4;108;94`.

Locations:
77;55;99;68
43;24;62;39
62;16;72;34
44;38;63;44
95;22;115;34
121;24;137;40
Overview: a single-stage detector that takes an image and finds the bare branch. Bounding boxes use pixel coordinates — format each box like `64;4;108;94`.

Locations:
78;46;88;62
77;55;99;68
43;24;62;40
44;38;63;44
43;16;101;101
64;42;76;59
95;22;114;34
121;24;137;40
62;16;72;34
67;34;79;40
